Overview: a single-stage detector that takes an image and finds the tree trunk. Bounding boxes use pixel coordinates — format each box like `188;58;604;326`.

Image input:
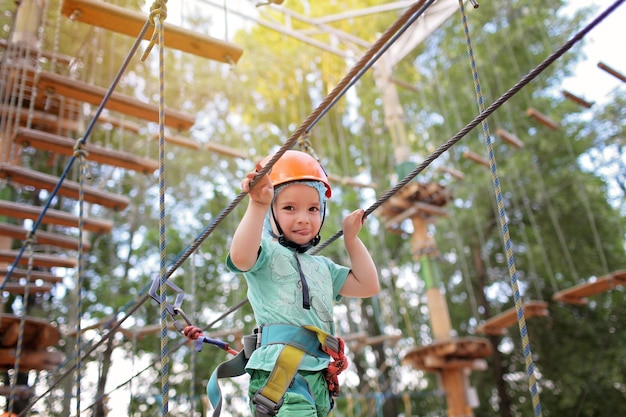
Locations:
94;336;115;417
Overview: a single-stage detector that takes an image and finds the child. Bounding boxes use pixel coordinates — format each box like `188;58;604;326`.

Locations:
187;150;379;417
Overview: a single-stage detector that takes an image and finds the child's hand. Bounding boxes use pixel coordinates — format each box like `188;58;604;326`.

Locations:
342;209;366;240
242;163;274;205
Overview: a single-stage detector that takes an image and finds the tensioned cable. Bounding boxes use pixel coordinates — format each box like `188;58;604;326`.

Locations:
456;0;543;414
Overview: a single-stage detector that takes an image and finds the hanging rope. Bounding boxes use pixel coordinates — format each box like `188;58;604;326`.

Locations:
7;234;35;415
456;1;543;415
73;142;89;417
143;0;171;415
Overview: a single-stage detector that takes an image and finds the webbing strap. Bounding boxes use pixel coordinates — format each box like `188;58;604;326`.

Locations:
207;349;248;417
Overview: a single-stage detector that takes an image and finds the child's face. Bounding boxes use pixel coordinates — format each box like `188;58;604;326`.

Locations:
272;183;323;245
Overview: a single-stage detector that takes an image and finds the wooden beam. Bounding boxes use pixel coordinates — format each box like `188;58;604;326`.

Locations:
0;222;89;251
0;249;77;268
526;108;559;130
462;150;489;167
552;270;626;305
0;282;54;295
0;164;130;211
0;267;63;284
494;128;524;149
597;62;626;83
205;142;248;159
151;133;201;150
14;128;158;173
561;90;593;108
61;0;243;63
37;71;195;130
475;301;549;336
0;200;113;233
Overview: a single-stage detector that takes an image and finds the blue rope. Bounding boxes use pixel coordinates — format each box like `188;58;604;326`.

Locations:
456;1;542;415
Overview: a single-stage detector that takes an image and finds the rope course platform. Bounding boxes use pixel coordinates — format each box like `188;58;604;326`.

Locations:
0;222;90;251
526;108;559;130
403;337;492;373
36;71;195;130
552;270;626;305
0;164;131;211
0;313;64;369
0;200;113;233
475;301;549;336
13;128;159;174
60;0;243;63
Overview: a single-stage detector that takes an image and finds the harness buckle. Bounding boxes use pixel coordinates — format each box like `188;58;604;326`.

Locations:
252;391;283;417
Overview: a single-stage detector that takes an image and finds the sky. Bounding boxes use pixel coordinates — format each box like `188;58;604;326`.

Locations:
102;1;625;415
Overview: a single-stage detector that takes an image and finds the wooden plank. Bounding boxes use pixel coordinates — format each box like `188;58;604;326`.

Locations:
0;249;77;269
0;103;80;133
462;150;489;167
0;164;130;211
561;90;593;108
0;222;89;251
205;141;248;158
437;165;465;180
597;62;626;83
37;71;195;130
526;108;559;130
475;301;549;336
151;133;201;150
93;113;142;133
495;128;524;149
0;348;64;371
0;268;63;284
13;128;158;173
0;200;113;234
0;282;54;295
0;313;62;348
552;270;626;305
60;0;243;63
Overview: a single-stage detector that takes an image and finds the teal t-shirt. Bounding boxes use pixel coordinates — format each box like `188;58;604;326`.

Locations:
226;236;350;372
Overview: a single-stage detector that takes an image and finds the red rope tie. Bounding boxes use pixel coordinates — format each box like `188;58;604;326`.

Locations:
323;337;347;397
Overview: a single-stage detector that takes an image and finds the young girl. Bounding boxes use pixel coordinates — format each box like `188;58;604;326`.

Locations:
187;150;378;416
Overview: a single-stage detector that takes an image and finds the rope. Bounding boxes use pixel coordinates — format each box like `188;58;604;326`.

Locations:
456;1;543;415
73;144;89;416
7;234;35;415
143;0;172;415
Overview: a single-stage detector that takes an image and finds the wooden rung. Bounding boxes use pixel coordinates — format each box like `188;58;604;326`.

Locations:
93;113;142;133
597;62;626;83
0;200;113;234
0;222;89;251
0;268;63;284
0;164;130;211
0;348;64;371
437;165;465;180
1;282;54;295
61;0;243;63
205;142;248;159
495;128;524;148
37;71;195;130
0;313;61;349
151;133;201;150
14;128;158;173
475;301;549;336
526;108;559;130
561;90;593;108
0;39;74;65
0;249;77;268
0;103;80;133
552;270;626;305
462;151;489;167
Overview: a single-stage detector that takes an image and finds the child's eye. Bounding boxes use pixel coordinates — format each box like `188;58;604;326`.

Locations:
282;205;295;211
309;207;320;212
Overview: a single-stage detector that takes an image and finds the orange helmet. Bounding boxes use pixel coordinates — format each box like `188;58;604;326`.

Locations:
261;150;332;198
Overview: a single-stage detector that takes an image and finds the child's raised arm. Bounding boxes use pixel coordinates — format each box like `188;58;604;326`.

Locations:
229;164;274;271
339;209;379;298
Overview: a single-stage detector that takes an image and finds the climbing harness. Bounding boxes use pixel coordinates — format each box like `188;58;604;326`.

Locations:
196;323;347;417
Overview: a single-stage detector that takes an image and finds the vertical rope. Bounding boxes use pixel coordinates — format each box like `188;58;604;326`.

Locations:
7;235;34;414
144;1;170;415
73;144;89;416
456;2;543;416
